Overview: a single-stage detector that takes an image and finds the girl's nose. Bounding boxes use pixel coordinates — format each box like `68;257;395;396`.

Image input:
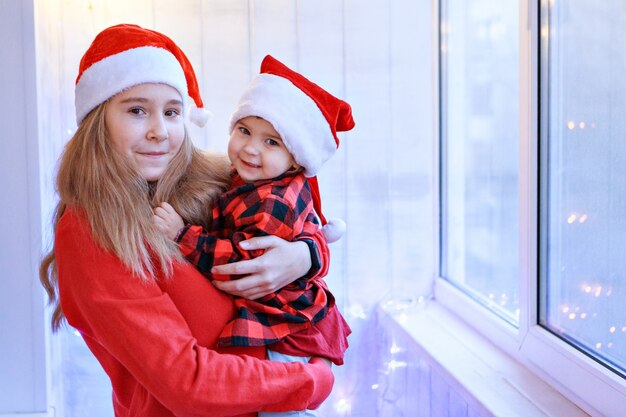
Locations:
242;141;259;155
147;115;168;142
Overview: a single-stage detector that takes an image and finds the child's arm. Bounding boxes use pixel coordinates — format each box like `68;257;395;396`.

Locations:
153;202;185;240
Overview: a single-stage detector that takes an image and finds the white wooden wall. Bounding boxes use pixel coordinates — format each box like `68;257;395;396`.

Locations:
35;0;436;328
0;0;438;415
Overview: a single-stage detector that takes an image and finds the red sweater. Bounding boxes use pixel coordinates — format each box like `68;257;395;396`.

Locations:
55;207;333;417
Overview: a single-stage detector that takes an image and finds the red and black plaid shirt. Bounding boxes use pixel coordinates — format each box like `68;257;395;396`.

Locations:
177;172;334;348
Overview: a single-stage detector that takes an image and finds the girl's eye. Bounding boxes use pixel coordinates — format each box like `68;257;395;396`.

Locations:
129;107;145;115
165;109;181;117
266;138;280;146
238;126;250;135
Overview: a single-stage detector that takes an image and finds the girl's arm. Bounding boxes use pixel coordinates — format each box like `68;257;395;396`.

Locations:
179;189;330;300
56;208;333;416
211;232;329;300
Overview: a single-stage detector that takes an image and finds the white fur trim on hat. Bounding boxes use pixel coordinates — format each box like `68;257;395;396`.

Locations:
75;46;188;125
322;217;346;243
189;105;212;127
229;73;337;178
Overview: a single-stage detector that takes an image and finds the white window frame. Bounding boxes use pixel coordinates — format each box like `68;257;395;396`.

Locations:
434;0;626;415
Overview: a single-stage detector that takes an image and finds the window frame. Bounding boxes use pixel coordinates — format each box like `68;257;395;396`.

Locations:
435;0;626;415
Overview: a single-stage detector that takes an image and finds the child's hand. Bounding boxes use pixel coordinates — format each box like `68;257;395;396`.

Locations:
153;202;185;240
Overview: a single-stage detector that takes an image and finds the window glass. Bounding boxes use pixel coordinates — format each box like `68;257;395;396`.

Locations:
540;0;626;375
440;0;520;323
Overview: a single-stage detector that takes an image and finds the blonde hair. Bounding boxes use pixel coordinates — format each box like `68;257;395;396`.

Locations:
39;103;231;330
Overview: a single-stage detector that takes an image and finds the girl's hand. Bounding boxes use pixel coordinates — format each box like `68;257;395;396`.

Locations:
153;202;185;240
211;235;311;300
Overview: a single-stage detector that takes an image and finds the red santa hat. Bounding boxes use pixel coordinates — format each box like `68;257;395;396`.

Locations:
229;55;355;242
75;24;209;127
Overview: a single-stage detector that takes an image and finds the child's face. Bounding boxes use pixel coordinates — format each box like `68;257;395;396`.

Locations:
105;83;185;182
228;116;297;182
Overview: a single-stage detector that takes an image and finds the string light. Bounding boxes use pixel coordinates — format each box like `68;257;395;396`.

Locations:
567;121;576;130
386;360;408;371
348;304;367;320
333;398;351;414
389;343;403;355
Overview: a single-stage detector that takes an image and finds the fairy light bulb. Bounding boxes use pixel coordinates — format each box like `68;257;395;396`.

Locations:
333;398;351;414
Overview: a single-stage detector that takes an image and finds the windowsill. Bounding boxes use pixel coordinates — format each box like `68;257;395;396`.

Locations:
381;301;590;417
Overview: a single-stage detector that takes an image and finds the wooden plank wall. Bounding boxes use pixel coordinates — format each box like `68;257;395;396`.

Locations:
34;1;441;415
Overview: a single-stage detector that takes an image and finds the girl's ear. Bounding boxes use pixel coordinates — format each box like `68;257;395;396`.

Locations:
287;163;304;175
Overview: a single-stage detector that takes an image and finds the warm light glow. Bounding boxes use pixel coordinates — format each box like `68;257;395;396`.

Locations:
580;313;587;319
567;214;577;224
610;326;616;333
579;121;585;129
608;342;614;349
371;384;379;390
578;214;588;223
390;343;403;354
594;286;602;297
333;398;351;414
562;306;570;313
349;305;367;319
387;360;408;371
583;285;592;294
568;313;576;320
595;343;602;349
567;121;575;130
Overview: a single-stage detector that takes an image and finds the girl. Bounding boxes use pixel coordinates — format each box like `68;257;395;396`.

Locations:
39;24;333;417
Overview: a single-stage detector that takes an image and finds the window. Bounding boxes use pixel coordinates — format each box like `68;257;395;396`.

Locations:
438;0;626;415
539;0;626;377
440;0;520;324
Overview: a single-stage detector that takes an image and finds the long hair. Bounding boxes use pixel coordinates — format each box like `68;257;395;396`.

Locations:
39;103;231;330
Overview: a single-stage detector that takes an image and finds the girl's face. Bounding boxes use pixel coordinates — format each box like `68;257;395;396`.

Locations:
105;83;185;182
228;116;297;182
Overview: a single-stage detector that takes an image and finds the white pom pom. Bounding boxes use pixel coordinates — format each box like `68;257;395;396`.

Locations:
322;218;346;243
189;105;212;127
